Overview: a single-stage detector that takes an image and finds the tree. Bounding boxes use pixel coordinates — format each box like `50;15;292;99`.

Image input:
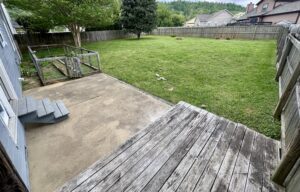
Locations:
157;4;173;27
171;14;185;27
121;0;157;39
7;0;120;47
157;4;185;27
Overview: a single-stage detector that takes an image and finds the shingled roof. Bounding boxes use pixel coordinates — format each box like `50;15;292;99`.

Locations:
238;1;300;21
196;10;233;22
195;14;211;22
238;8;259;20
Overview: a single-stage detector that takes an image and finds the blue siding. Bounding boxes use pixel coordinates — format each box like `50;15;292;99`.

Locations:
0;120;29;189
0;16;22;97
0;5;30;190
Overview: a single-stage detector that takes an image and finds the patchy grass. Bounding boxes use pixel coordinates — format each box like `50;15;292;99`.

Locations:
84;36;280;139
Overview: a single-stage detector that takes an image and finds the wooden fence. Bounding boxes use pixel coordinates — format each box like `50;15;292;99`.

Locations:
15;26;286;51
14;30;133;51
272;27;300;191
151;26;285;40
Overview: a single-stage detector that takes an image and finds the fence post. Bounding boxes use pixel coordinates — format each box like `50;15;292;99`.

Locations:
252;25;258;40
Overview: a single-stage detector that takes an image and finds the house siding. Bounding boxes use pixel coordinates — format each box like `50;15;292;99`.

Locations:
257;0;276;14
0;3;29;190
0;16;22;97
0;120;30;189
195;11;233;27
262;12;300;24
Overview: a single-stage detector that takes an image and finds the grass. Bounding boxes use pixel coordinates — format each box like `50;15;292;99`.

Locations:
83;36;280;139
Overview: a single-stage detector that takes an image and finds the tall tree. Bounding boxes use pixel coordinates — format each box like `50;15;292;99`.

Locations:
157;4;185;27
121;0;157;39
7;0;120;47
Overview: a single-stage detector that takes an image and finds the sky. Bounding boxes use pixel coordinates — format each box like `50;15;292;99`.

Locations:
158;0;260;6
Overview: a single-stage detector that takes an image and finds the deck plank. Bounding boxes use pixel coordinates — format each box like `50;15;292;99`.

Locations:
192;121;237;191
105;110;200;192
57;102;282;192
227;128;256;192
88;108;202;192
121;111;208;192
139;111;214;192
176;117;228;192
210;124;247;192
159;112;216;192
245;134;266;192
262;138;283;192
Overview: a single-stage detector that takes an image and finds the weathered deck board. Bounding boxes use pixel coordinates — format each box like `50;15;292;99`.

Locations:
57;102;282;192
227;128;256;192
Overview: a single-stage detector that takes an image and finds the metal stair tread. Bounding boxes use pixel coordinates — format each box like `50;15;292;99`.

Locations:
36;99;54;118
18;96;37;116
56;100;69;116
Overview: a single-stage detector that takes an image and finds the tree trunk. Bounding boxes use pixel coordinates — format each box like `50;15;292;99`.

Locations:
137;32;141;40
68;24;82;47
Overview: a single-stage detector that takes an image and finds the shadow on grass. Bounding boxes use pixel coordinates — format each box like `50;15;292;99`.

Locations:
125;36;158;41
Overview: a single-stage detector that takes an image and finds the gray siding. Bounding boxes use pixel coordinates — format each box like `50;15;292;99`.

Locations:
0;4;29;190
0;120;29;189
0;15;22;97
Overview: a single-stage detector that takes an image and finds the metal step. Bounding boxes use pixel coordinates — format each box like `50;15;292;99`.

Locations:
18;96;37;117
50;100;69;123
17;96;69;124
36;99;55;118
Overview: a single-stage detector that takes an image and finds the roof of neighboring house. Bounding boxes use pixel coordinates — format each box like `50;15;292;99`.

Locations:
196;10;233;22
238;1;300;21
185;17;196;24
195;14;211;22
256;0;264;5
211;9;234;17
264;1;300;16
184;17;196;26
237;8;259;20
257;0;299;5
233;12;246;20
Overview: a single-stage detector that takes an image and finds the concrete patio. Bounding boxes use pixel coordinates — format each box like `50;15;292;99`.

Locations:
24;73;171;192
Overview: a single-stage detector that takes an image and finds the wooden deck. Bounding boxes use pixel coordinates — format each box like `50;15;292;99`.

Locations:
58;102;283;192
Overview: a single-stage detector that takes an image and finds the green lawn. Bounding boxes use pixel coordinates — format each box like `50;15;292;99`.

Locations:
83;36;280;139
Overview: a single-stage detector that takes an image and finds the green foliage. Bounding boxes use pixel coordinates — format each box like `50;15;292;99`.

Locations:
6;0;120;46
171;14;185;27
86;19;122;31
157;4;185;27
121;0;157;39
8;7;52;33
158;1;245;19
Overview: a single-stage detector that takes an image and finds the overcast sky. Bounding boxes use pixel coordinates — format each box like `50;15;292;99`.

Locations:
158;0;260;6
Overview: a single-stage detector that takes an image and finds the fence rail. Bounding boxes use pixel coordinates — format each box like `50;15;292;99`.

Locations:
15;30;133;51
28;44;101;85
151;26;284;40
272;27;300;190
15;26;286;51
